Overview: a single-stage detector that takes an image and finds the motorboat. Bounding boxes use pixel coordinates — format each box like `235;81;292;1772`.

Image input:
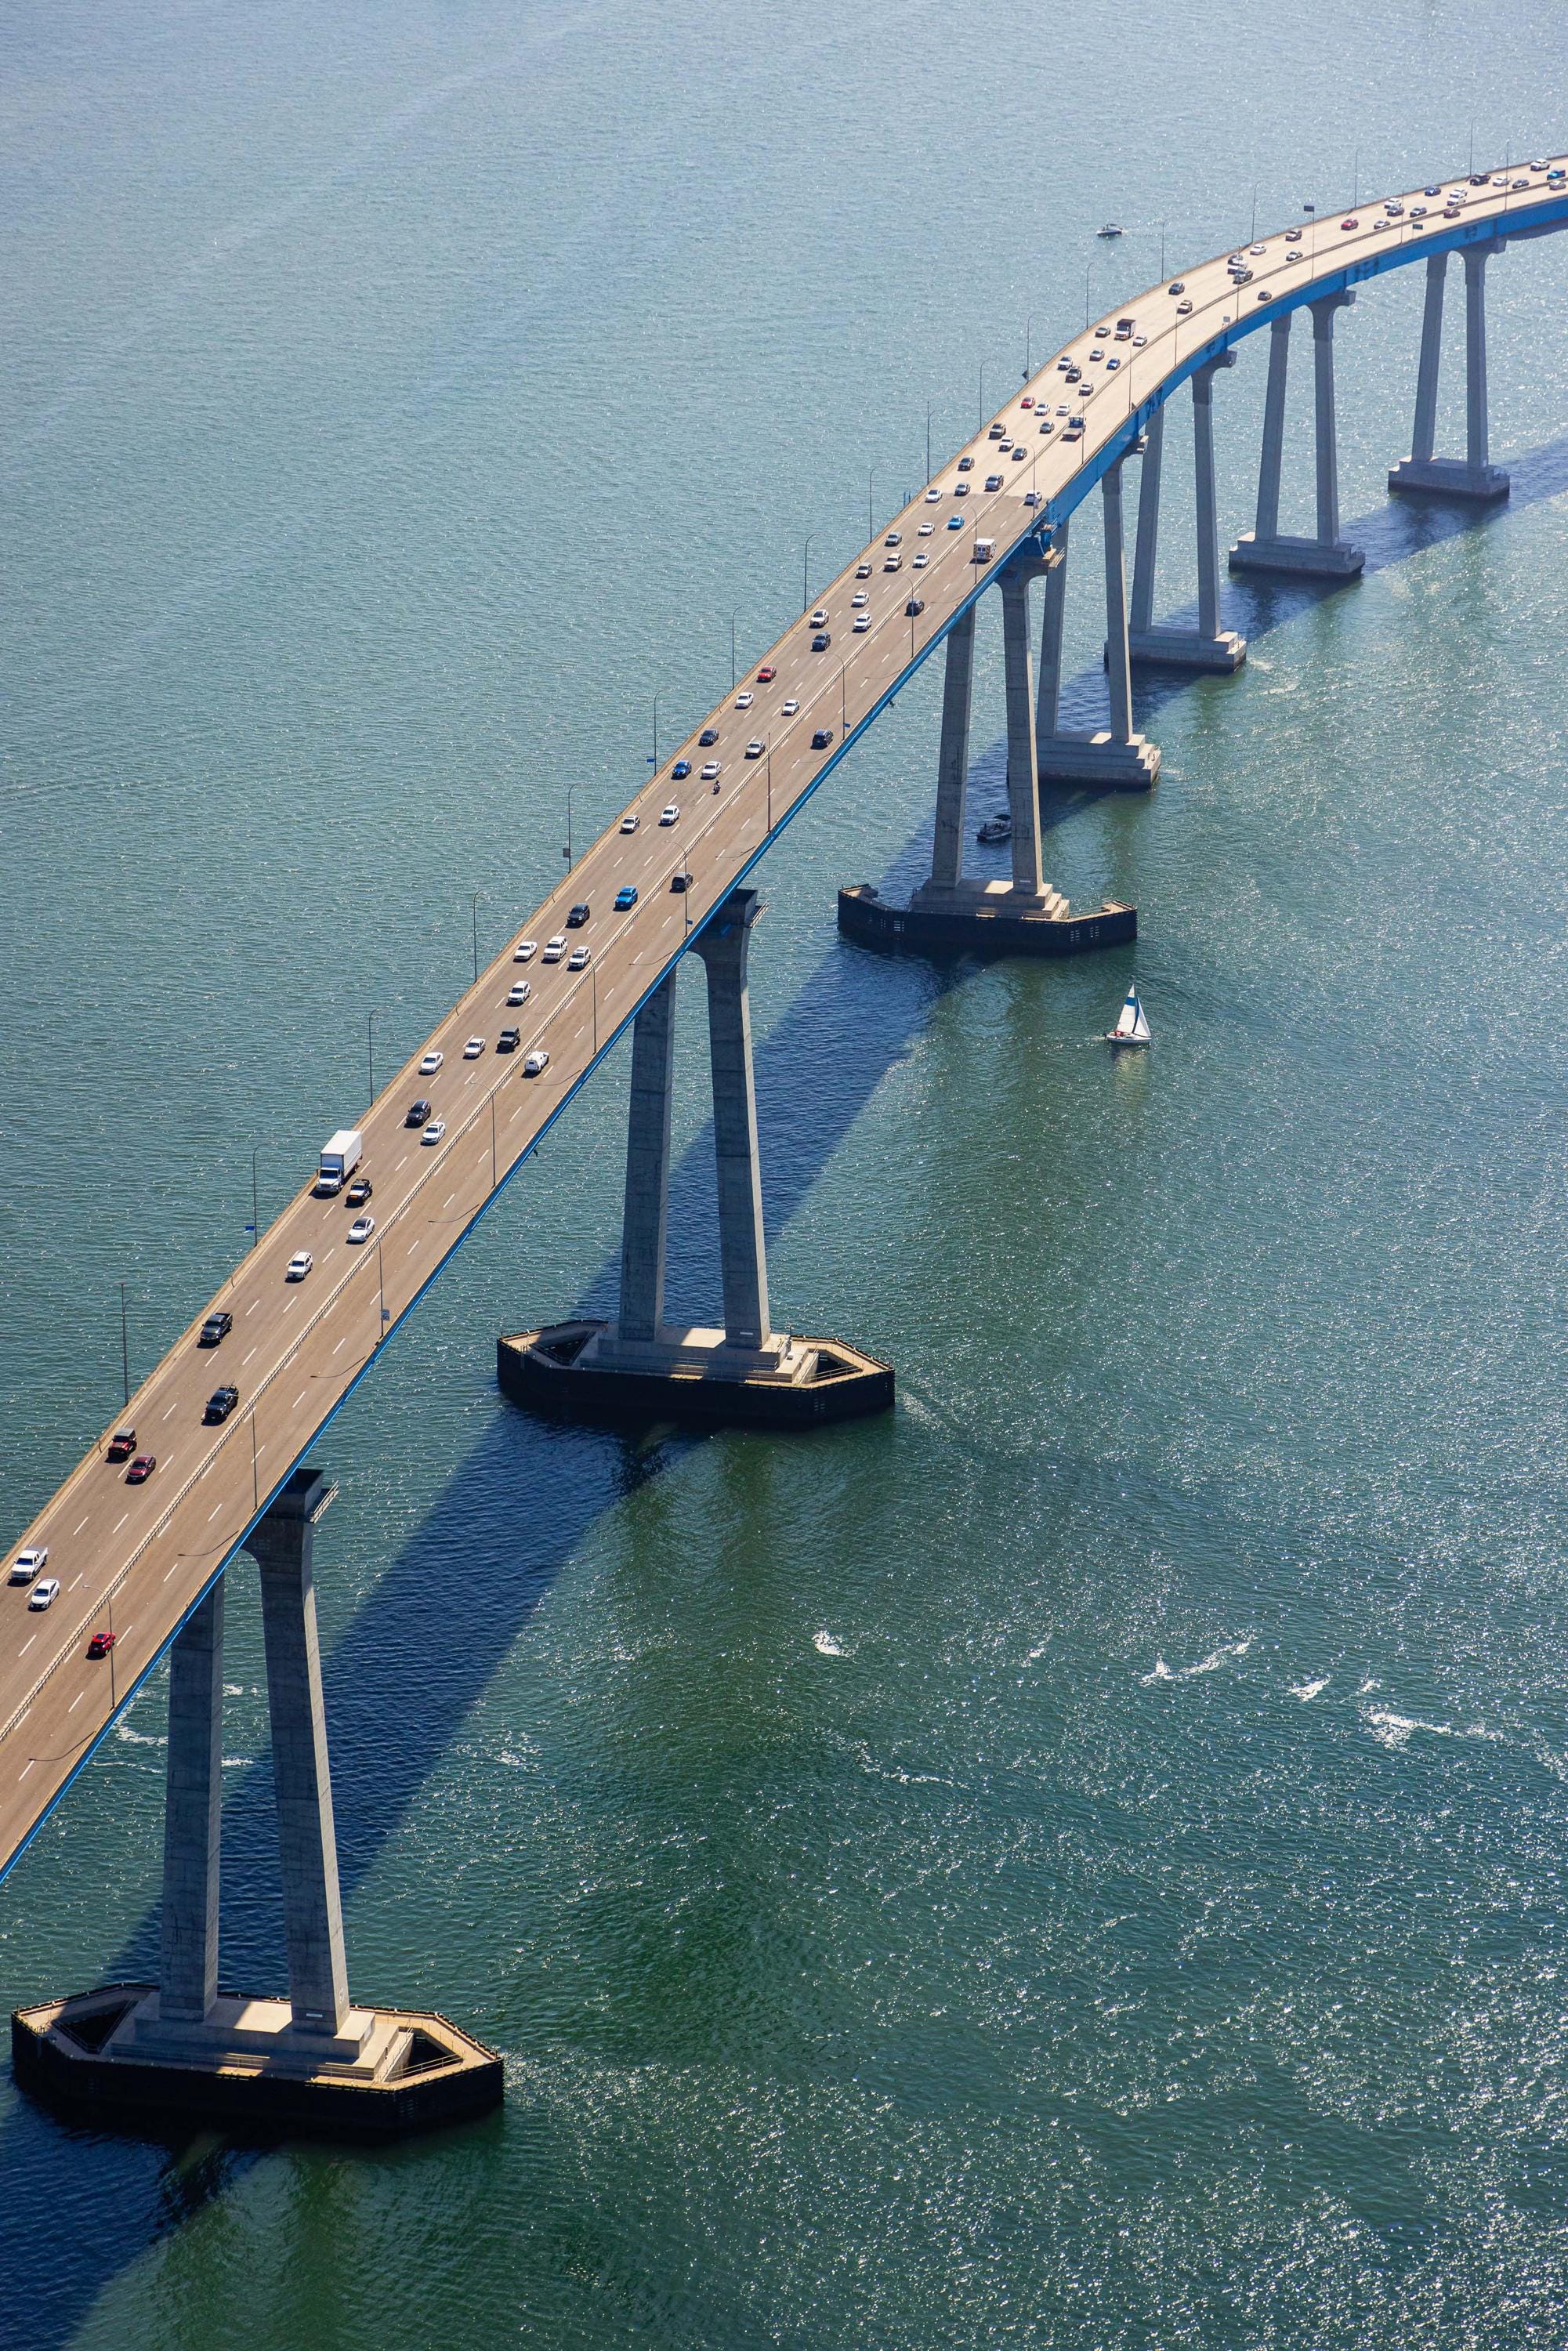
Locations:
1098;222;1124;238
976;813;1012;843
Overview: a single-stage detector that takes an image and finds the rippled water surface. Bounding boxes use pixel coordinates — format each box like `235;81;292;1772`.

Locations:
2;2;1567;2344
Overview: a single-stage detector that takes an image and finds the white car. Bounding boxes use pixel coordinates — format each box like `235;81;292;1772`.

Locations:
418;1049;444;1075
523;1049;550;1077
701;760;720;781
734;690;754;710
27;1578;60;1612
885;530;902;546
286;1251;313;1281
463;1036;485;1058
913;551;929;567
513;940;538;962
567;944;591;970
852;589;869;607
421;1118;447;1146
9;1547;47;1585
507;980;531;1005
780;697;799;716
918;521;933;536
882;553;903;571
924;487;941;502
347;1215;375;1244
855;562;871;579
744;738;765;758
809;609;828;627
853;614;871;632
619;813;639;833
659;805;679;825
541;935;566;962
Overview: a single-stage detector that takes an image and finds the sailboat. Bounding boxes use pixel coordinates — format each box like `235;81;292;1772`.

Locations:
1104;981;1151;1047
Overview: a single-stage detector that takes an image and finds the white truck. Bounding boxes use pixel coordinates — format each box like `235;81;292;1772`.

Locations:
314;1128;364;1196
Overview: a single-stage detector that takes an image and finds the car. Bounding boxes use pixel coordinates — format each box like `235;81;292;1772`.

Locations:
856;561;872;578
463;1036;485;1058
513;939;538;962
954;480;970;497
810;609;828;627
347;1215;375;1244
1023;491;1041;508
286;1251;313;1280
659;804;679;824
567;945;591;972
614;884;639;908
1249;241;1266;255
812;631;831;650
670;871;691;893
904;596;925;616
1385;201;1404;217
957;455;973;472
204;1386;239;1423
199;1310;233;1347
1038;419;1054;433
1409;207;1427;220
1229;266;1253;284
1104;357;1121;371
1286;248;1305;262
567;902;590;927
86;1630;116;1660
853;614;871;632
745;737;765;756
918;520;933;536
421;1118;447;1146
9;1547;47;1585
947;513;965;529
699;727;719;746
1424;185;1442;196
701;759;721;779
811;727;835;749
672;759;691;780
507;980;531;1006
619;813;639;834
780;697;799;715
418;1049;444;1074
346;1176;373;1207
882;552;902;571
1176;299;1193;315
925;487;941;501
523;1049;550;1076
406;1097;432;1125
734;690;754;709
125;1454;156;1483
497;1027;521;1052
1257;288;1271;302
852;588;869;607
1065;365;1081;381
1341;216;1358;229
988;422;1005;438
107;1429;137;1463
28;1579;60;1612
1020;396;1035;410
1285;226;1302;241
1168;279;1186;292
756;665;776;683
885;530;902;546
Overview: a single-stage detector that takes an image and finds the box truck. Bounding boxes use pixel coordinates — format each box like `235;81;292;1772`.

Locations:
315;1129;364;1196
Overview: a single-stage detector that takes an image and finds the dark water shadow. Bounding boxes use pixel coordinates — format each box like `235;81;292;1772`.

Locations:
3;433;1564;2349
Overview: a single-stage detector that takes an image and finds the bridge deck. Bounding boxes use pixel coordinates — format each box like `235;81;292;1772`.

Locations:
3;160;1563;1883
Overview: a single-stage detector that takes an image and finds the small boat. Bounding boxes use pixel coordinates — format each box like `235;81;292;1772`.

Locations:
976;813;1012;843
1104;981;1151;1046
1097;222;1124;238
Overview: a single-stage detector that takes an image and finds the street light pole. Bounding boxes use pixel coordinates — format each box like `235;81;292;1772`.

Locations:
802;536;813;610
564;781;580;870
650;692;660;777
119;1281;129;1409
470;891;480;986
1024;313;1033;380
925;402;932;480
730;611;737;690
867;469;874;542
368;1007;382;1103
250;1146;262;1252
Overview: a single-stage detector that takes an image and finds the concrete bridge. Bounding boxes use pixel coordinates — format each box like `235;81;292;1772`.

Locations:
6;155;1566;2135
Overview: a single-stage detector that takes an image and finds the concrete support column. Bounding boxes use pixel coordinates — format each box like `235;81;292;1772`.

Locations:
929;606;976;890
1464;245;1492;470
999;562;1045;897
1232;296;1363;578
1255;313;1291;540
1389;243;1508;502
158;1583;225;2025
1311;295;1345;546
1193;360;1225;640
249;1494;350;2039
1102;462;1135;747
1034;520;1070;742
616;971;677;1342
1412;252;1448;463
1128;405;1164;635
693;891;769;1351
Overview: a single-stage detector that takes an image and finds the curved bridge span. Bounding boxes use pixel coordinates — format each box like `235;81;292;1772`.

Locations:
5;157;1565;2125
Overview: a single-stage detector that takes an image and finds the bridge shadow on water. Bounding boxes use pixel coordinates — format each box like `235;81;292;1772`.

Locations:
5;431;1567;2348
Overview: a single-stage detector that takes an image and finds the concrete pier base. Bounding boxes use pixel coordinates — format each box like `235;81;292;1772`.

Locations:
1125;625;1248;674
1035;730;1161;788
1387;455;1510;502
1227;531;1365;580
839;882;1135;961
499;1323;893;1429
13;1983;502;2140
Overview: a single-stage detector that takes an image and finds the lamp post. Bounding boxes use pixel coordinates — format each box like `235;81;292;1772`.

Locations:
119;1281;130;1409
470;891;480;986
367;1006;382;1103
564;781;581;870
978;363;984;430
730;611;737;690
650;693;660;777
925;402;932;480
802;536;813;611
1024;313;1033;380
867;469;875;542
248;1145;263;1252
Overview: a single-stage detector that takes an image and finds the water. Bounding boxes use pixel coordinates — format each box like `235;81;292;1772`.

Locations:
2;2;1567;2342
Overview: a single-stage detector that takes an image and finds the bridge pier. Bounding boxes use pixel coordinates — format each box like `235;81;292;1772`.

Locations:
1389;243;1510;501
1229;296;1365;579
1036;466;1161;787
502;890;893;1425
12;1468;502;2138
1125;362;1247;672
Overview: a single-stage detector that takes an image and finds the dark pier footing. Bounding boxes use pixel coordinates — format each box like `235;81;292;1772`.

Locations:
838;884;1135;960
499;1324;893;1430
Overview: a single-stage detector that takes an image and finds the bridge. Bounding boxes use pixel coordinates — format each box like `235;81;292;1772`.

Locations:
7;156;1566;2132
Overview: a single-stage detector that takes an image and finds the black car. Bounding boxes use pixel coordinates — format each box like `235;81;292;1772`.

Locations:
957;455;973;472
197;1310;233;1348
203;1386;239;1425
672;759;691;779
904;597;925;618
406;1098;432;1128
567;902;590;928
497;1027;521;1053
346;1176;372;1208
670;871;691;893
699;727;719;747
810;727;834;749
811;630;831;651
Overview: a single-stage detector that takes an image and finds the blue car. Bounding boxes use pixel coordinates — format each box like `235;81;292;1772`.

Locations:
614;885;638;911
672;759;691;779
947;514;965;529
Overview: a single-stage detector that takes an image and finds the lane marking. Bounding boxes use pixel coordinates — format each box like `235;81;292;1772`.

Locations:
20;1635;36;1655
243;1346;259;1364
114;1512;129;1531
73;1516;89;1534
208;1504;224;1521
68;1691;84;1712
19;1761;34;1780
294;1391;310;1411
162;1403;179;1421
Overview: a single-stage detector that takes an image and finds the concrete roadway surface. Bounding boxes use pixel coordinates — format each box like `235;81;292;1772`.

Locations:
2;156;1562;1883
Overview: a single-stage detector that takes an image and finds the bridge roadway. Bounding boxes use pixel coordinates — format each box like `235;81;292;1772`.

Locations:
3;158;1565;1885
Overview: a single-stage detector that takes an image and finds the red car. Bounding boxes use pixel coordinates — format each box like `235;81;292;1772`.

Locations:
1340;216;1359;229
755;665;776;683
106;1429;136;1463
1020;396;1035;409
86;1631;116;1660
125;1454;156;1484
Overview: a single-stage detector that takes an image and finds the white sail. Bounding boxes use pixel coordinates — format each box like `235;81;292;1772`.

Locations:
1114;985;1141;1038
1129;993;1151;1041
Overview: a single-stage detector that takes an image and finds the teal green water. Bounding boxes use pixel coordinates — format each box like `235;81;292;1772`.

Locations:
3;3;1567;2343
